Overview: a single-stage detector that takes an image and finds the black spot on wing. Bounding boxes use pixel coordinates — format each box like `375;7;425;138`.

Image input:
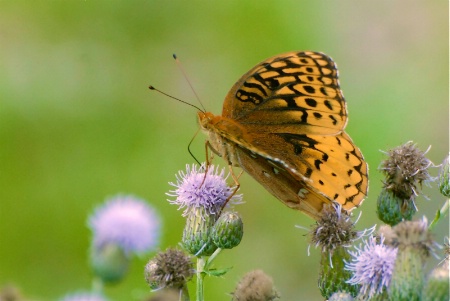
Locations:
304;85;315;94
305;98;317;107
305;167;313;178
314;159;322;170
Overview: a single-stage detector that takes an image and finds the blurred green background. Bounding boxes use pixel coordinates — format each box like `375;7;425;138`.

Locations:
0;1;448;300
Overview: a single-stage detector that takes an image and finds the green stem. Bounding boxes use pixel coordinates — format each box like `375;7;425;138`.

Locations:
205;248;222;270
181;284;191;301
196;257;206;301
91;276;104;295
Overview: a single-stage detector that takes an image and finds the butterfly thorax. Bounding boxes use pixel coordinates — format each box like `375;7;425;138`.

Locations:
198;111;244;167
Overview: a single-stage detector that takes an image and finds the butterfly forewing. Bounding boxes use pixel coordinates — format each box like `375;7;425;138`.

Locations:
199;51;368;219
222;51;347;136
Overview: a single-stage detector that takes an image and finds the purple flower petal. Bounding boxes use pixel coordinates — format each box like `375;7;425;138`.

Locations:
167;164;243;217
88;195;160;255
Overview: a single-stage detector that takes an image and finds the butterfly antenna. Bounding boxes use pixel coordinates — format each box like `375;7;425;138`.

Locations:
148;85;204;112
188;128;202;166
173;54;206;112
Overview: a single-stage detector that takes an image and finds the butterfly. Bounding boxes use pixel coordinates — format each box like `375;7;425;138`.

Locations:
198;51;368;220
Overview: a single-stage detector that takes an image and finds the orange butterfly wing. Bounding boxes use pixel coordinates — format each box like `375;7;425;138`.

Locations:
200;51;368;219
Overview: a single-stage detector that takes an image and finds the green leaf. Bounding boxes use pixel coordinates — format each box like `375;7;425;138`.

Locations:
204;267;232;277
429;209;441;230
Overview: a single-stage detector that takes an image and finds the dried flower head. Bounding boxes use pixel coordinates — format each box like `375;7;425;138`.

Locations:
310;203;373;253
167;164;243;218
384;217;435;257
88;195;160;255
144;248;194;290
380;142;433;200
346;236;398;299
312;204;373;298
232;270;279;301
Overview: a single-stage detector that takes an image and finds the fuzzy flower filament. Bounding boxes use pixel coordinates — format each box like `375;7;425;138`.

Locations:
89;195;160;255
168;164;243;218
379;141;433;200
346;236;398;300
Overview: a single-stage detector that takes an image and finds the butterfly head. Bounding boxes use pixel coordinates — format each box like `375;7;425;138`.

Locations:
197;111;216;131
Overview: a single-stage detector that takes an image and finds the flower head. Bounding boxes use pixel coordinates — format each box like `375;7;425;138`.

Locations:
60;292;108;301
379;142;434;200
144;248;194;290
167;164;243;218
312;204;373;298
310;203;373;253
88;195;160;255
346;236;398;299
232;270;279;301
382;216;435;257
382;217;435;300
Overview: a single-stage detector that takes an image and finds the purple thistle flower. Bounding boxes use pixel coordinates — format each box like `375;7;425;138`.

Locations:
167;164;243;218
88;195;160;255
346;236;398;299
60;292;108;301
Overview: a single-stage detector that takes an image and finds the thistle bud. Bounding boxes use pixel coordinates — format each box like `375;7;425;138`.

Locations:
387;218;434;301
377;188;415;226
90;243;129;283
182;207;218;256
319;247;357;298
212;211;243;249
422;264;449;301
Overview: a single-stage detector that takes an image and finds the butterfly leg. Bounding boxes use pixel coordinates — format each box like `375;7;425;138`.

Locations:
218;165;243;214
198;141;216;188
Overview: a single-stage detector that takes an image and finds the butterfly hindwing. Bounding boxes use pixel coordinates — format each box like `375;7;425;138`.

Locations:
212;123;368;212
234;145;327;220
